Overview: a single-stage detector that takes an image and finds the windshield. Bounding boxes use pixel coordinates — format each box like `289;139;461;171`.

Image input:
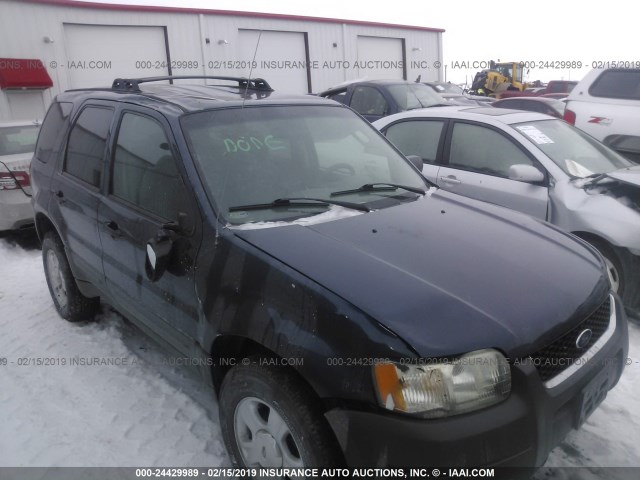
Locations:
387;83;447;110
514;119;632;177
0;125;40;156
181;105;426;224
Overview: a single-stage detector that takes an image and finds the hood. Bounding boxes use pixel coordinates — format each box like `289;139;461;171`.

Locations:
606;165;640;187
234;191;609;358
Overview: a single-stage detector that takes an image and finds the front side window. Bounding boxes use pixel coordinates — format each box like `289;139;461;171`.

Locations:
181;105;426;225
514;119;632;177
449;123;534;178
65;106;113;187
350;86;388;116
385;120;445;164
112;113;186;221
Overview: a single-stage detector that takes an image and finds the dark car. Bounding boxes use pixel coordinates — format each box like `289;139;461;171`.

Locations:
318;79;448;122
31;75;628;470
492;96;566;118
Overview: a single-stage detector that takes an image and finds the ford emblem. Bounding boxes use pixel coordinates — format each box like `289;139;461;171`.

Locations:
576;329;593;350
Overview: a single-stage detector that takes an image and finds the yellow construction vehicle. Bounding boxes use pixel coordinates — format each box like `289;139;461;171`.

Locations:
470;61;530;96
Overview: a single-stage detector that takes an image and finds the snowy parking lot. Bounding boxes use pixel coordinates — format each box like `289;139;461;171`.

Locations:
1;231;639;477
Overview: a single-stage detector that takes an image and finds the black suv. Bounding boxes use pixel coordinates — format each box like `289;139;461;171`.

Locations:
31;76;628;470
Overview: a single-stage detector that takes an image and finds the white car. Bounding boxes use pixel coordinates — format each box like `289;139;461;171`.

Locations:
564;68;640;164
0;121;40;231
373;106;640;316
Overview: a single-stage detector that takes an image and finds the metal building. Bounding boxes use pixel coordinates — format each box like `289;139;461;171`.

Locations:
0;0;444;121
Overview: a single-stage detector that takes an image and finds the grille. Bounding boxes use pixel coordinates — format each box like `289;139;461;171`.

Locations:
527;297;611;382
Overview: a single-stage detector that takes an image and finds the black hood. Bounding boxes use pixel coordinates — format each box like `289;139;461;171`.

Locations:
234;191;609;358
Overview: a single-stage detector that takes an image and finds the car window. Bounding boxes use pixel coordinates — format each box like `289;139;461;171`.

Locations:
385;120;445;164
589;70;640;100
35;102;72;162
65;106;113;187
0;124;40;156
514;119;632;177
327;91;347;104
387;83;445;110
449;123;534;178
350;86;388;116
112;112;187;221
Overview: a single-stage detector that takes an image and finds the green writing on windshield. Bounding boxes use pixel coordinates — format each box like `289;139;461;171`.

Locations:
224;135;286;153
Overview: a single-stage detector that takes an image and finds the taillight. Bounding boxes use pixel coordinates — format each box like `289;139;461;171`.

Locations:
563;108;576;125
0;170;30;190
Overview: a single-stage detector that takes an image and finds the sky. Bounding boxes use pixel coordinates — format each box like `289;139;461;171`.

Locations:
74;0;640;85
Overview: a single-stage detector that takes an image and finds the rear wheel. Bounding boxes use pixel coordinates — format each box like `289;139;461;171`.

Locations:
42;232;99;322
219;361;343;472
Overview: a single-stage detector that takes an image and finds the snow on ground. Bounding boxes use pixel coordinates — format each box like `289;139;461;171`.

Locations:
0;232;639;474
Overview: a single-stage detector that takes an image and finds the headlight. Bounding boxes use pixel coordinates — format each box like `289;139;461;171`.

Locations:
373;349;511;418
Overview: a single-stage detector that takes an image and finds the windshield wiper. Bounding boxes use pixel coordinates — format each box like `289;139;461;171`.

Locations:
331;183;426;197
229;197;371;213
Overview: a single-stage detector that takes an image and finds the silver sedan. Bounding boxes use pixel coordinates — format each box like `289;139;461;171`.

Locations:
374;106;640;316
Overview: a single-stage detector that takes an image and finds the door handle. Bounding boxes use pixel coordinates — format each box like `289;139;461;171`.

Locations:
104;220;122;238
440;176;461;185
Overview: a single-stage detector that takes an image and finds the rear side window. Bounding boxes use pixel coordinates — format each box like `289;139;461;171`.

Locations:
385;120;445;164
35;102;73;162
589;69;640;100
112;112;186;221
65;106;113;187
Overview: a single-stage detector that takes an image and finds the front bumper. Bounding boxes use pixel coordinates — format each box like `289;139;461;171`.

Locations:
0;189;33;231
325;295;629;468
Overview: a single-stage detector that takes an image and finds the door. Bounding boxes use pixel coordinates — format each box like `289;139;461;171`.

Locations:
382;119;447;184
356;36;404;80
51;103;115;289
98;108;201;354
439;122;548;219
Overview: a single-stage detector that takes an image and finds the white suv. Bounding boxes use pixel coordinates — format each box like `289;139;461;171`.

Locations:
564;68;640;163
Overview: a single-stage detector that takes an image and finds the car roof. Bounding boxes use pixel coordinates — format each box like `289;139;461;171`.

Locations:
373;105;552;127
55;78;337;115
495;96;562;105
319;79;422;95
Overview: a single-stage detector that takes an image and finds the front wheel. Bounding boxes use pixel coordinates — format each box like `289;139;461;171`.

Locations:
219;361;343;471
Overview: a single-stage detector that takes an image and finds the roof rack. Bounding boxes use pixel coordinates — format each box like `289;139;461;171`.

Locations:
111;76;273;92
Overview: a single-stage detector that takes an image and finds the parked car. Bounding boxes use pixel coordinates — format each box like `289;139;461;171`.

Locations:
318;79;449;122
492;97;566;118
32;76;628;470
374;106;640;317
564;68;640;163
0;120;40;231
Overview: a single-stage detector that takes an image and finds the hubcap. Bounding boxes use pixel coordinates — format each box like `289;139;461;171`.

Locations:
46;249;68;309
602;256;620;293
234;397;303;470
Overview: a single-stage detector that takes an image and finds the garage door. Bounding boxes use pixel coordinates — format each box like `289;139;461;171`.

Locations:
356;36;404;80
63;24;169;88
237;30;309;93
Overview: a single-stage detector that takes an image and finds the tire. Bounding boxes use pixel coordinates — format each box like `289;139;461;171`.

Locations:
587;238;628;295
219;360;344;471
42;231;99;322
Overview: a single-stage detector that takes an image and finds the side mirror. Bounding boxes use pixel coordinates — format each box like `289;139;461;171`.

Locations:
508;164;544;183
145;230;175;282
406;155;424;172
